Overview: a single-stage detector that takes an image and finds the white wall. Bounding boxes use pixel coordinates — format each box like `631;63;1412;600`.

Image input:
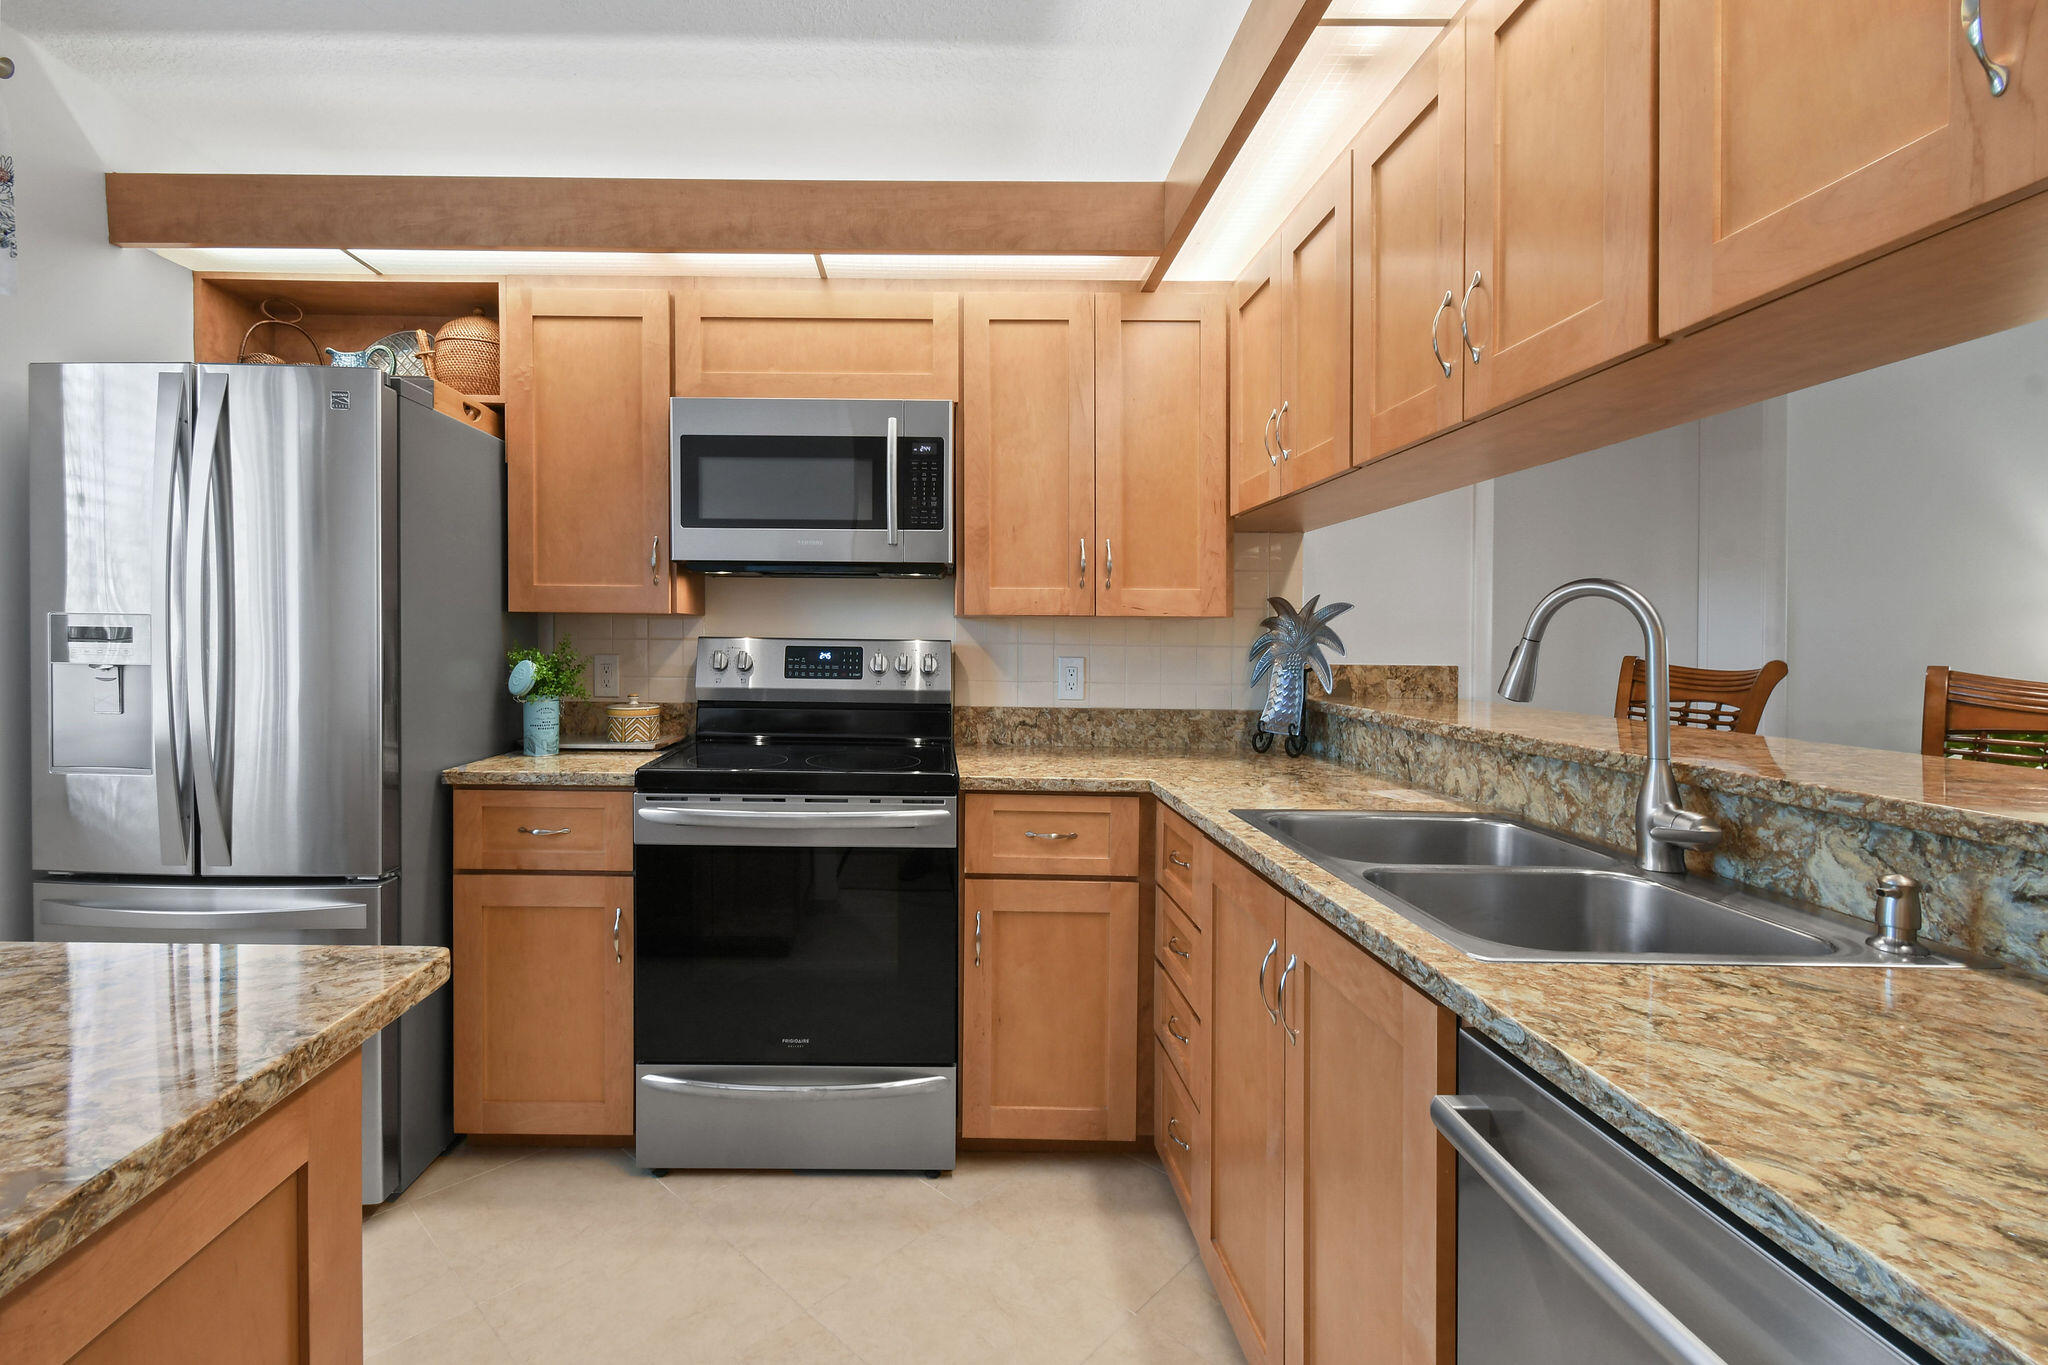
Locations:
550;532;1306;712
0;31;195;933
1781;318;2048;752
1302;484;1476;680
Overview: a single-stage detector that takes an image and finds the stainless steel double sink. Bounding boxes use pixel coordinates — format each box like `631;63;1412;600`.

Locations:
1233;810;1956;966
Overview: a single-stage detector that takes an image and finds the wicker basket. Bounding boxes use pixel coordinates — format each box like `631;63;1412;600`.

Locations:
238;298;320;365
429;309;501;394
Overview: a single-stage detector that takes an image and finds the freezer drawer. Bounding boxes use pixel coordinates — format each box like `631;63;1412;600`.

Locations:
33;878;411;1205
1441;1031;1925;1364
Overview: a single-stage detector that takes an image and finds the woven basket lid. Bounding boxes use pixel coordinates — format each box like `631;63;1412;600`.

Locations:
607;693;660;718
435;308;500;345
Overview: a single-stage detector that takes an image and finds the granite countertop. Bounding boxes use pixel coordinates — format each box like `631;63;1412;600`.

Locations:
955;745;2048;1365
444;749;659;787
0;942;449;1300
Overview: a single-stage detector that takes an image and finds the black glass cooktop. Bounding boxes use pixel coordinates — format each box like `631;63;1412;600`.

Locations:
636;734;958;796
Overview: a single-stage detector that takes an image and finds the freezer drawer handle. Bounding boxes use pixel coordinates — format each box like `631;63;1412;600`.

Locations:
640;1074;949;1100
37;899;369;931
1429;1095;1729;1365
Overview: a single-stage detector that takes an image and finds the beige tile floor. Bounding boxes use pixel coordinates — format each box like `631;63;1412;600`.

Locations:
364;1143;1247;1364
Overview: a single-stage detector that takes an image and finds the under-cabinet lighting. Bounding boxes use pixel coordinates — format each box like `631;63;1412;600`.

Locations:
149;247;371;275
1168;22;1435;282
820;254;1155;280
1322;0;1460;20
348;249;819;277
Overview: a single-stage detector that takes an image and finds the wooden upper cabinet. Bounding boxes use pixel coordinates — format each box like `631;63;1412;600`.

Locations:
1205;852;1290;1365
1282;901;1455;1365
1461;0;1655;416
1278;154;1354;492
1230;238;1286;514
961;877;1139;1142
1354;25;1467;463
504;286;680;614
674;289;961;398
957;294;1096;615
1093;292;1230;617
1661;0;2048;334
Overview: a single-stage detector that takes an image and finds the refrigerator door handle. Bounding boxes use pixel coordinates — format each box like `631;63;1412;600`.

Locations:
151;370;192;865
187;371;233;865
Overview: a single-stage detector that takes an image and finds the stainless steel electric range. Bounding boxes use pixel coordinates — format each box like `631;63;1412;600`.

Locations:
632;637;958;1174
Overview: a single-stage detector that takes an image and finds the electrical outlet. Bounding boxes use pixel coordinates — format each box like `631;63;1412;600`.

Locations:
593;654;620;698
1057;656;1085;701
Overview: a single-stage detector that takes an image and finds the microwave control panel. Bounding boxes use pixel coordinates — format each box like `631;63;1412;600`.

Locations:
898;440;945;529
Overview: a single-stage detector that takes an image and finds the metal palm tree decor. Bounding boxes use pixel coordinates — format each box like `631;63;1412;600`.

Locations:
1249;595;1352;756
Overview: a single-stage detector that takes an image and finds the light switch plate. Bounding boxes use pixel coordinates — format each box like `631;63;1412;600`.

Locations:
1057;656;1085;700
593;654;620;698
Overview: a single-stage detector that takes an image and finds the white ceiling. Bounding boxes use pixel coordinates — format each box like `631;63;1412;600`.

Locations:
6;0;1254;181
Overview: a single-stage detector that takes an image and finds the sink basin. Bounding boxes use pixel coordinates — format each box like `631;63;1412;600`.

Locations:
1235;810;1617;870
1357;867;1943;965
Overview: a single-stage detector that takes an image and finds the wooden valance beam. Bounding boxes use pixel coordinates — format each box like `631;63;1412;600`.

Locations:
104;175;1167;257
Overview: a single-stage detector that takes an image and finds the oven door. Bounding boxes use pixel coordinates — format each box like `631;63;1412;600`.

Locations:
632;795;959;1068
669;398;952;571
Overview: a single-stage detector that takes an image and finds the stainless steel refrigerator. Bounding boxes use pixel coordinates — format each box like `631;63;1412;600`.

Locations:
28;362;528;1201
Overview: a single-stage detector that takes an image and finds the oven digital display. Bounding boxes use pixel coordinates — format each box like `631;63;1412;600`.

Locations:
783;645;866;680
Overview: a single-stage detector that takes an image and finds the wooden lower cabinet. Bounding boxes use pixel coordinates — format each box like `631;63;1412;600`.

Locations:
1203;852;1290;1365
453;872;635;1137
961;877;1139;1140
1282;901;1455;1365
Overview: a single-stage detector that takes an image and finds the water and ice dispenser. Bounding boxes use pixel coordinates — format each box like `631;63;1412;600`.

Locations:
47;613;152;772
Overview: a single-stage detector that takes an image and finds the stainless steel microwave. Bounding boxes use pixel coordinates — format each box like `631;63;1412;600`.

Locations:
670;398;953;575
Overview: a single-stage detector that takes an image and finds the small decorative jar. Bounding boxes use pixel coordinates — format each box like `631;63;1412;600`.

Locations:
607;694;660;744
522;697;561;757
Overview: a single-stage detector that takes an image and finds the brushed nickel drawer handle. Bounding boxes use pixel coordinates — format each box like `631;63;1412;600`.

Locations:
1166;935;1191;961
1167;1117;1191;1152
1024;830;1079;840
1277;953;1300;1044
1166;1014;1191;1045
1167;850;1192;869
974;908;982;967
1962;0;2011;96
518;826;571;837
612;907;622;964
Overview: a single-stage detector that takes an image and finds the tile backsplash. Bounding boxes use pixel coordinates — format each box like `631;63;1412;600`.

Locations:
545;533;1304;710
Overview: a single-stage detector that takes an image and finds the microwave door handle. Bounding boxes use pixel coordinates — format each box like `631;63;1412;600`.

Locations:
151;371;192;865
1430;1096;1729;1365
885;415;901;546
187;371;232;866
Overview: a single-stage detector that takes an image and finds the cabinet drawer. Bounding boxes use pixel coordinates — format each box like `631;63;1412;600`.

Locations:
1154;962;1206;1107
1156;805;1203;911
1155;888;1209;1015
964;794;1140;878
1155;1038;1207;1236
454;789;633;872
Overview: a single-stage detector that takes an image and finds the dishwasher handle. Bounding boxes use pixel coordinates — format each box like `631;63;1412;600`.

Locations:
1430;1095;1729;1365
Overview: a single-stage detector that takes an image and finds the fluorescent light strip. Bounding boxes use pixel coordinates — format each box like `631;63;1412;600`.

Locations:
148;247;1157;283
350;249;818;277
151;247;372;275
822;254;1155;280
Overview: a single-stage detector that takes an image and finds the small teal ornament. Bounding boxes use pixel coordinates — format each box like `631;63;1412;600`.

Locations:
1248;595;1352;757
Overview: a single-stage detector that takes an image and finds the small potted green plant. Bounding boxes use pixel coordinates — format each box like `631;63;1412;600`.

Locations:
506;638;590;756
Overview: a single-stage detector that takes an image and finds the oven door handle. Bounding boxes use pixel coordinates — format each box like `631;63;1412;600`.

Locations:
640;1074;949;1100
1430;1096;1729;1365
636;806;951;831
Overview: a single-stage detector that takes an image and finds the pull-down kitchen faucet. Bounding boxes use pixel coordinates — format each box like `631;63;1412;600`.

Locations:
1498;579;1722;874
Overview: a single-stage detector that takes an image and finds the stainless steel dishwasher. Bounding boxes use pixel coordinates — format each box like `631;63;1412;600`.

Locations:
1436;1031;1929;1364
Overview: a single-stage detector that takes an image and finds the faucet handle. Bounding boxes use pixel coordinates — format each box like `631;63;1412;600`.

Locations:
1645;804;1721;851
1869;874;1926;956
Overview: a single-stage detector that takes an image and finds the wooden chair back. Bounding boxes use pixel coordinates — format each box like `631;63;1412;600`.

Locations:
1614;656;1788;735
1922;666;2048;766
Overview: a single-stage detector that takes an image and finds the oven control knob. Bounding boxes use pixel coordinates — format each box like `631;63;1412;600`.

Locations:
920;652;938;676
735;649;754;673
710;649;730;672
894;653;911;675
869;652;887;674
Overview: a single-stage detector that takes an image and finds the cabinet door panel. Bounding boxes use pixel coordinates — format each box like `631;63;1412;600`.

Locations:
1279;155;1354;492
1463;0;1654;415
1283;902;1455;1365
453;873;634;1136
958;295;1096;615
1356;26;1467;462
504;287;674;613
1662;0;2048;333
1230;239;1285;514
675;290;960;398
1094;293;1229;617
1204;852;1289;1365
961;878;1138;1141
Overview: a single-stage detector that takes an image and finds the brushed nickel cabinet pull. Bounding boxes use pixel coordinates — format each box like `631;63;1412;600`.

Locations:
1104;539;1113;590
1431;289;1456;376
1023;830;1079;841
518;826;571;837
1277;953;1300;1044
1167;1116;1191;1152
1962;0;2011;95
1167;1014;1191;1045
1262;408;1279;466
612;907;622;964
974;908;982;967
1078;538;1088;588
1276;400;1291;460
1167;850;1192;870
1258;938;1280;1022
650;536;660;583
1460;271;1485;364
1166;935;1191;961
